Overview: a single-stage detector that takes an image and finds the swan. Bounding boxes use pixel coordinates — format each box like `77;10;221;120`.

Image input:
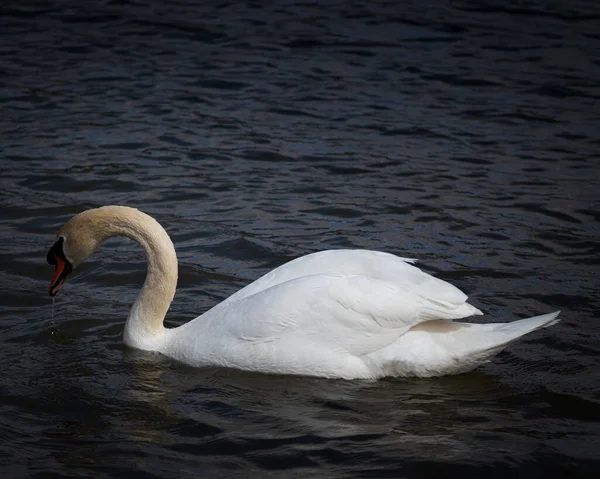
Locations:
46;205;560;379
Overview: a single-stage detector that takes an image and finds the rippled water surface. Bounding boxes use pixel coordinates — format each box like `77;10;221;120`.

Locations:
1;0;600;477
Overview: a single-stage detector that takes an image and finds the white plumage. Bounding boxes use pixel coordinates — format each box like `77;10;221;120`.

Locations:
48;206;560;379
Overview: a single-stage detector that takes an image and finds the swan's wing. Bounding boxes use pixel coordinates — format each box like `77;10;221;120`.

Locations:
220;249;417;305
210;273;480;357
221;249;477;317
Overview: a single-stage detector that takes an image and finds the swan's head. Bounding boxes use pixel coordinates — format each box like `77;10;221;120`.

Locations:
47;207;114;296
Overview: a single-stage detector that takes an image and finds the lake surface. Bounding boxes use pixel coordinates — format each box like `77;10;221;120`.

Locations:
1;0;599;477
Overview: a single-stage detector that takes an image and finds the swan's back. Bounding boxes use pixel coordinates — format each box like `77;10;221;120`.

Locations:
219;249;473;312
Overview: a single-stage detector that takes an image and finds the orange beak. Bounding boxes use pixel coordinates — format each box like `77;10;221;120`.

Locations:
49;256;70;296
47;237;72;296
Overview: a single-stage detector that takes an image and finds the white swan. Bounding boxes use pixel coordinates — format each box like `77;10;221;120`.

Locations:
46;206;560;379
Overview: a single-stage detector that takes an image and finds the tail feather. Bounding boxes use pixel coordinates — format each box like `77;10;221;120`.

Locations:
371;310;562;378
495;310;561;337
463;310;562;364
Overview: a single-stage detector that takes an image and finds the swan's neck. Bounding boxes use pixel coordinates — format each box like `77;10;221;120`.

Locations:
103;208;178;350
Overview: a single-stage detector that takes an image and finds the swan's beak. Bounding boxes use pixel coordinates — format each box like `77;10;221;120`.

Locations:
47;238;72;296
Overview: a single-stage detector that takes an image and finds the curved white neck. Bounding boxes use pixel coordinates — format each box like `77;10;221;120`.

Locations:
102;208;178;349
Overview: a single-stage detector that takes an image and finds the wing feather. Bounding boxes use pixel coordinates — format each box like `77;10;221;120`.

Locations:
207;272;478;358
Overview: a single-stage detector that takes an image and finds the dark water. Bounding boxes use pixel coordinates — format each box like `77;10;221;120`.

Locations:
1;0;600;477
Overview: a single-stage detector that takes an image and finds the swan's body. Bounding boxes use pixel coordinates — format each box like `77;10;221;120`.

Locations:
47;206;560;379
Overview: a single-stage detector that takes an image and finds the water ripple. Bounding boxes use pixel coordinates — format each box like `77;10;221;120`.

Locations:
1;0;599;477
